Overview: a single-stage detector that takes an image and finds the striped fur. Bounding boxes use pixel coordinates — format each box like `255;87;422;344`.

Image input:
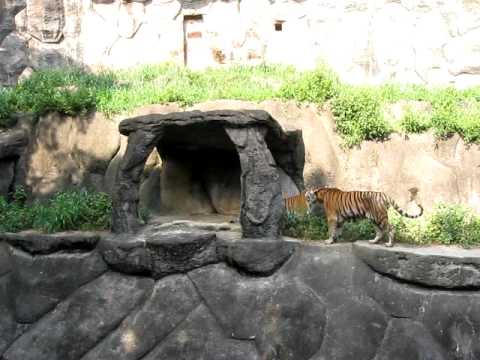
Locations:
284;191;309;215
305;187;423;247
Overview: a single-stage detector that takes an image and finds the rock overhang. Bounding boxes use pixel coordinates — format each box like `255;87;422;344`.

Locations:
113;109;305;236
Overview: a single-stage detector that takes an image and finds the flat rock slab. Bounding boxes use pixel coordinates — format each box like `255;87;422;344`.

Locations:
1;231;101;255
353;242;480;289
100;228;219;279
217;237;296;276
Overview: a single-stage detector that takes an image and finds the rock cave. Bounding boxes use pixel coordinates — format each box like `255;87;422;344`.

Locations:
111;109;305;237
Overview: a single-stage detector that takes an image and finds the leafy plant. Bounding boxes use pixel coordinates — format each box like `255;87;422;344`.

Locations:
331;86;391;147
0;188;112;233
283;203;480;247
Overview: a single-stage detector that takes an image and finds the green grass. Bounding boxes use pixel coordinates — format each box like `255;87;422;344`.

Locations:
283;203;480;247
0;188;112;233
1;63;479;147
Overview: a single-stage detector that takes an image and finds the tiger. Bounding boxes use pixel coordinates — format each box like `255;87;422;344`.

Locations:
284;191;310;215
304;187;423;247
283;189;325;217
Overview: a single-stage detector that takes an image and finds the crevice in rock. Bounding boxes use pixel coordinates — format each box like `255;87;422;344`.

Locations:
186;271;229;335
80;280;156;360
136;302;203;360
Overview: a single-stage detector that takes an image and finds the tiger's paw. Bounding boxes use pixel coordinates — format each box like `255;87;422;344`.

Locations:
325;239;334;245
385;242;394;247
368;238;380;244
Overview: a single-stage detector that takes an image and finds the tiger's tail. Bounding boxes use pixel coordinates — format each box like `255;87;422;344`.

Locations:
386;195;423;218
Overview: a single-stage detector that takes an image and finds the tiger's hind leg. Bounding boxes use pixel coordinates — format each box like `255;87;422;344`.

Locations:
368;224;384;244
385;225;395;247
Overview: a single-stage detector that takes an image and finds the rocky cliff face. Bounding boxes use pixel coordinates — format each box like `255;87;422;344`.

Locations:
2;0;480;86
1;228;479;360
2;101;479;214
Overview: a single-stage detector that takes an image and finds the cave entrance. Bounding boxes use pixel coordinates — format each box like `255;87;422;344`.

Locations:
146;122;241;223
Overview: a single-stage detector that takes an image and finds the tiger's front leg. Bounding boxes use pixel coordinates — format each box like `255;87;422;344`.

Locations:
325;219;341;245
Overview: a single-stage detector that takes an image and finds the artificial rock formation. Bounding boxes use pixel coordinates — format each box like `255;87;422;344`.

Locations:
1;229;480;360
0;129;28;198
2;0;480;87
112;109;304;237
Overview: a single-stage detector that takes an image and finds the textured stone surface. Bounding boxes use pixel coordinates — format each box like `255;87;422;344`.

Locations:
354;242;480;288
113;110;304;235
26;0;65;43
3;235;480;359
0;275;19;355
25;112;120;198
3;272;153;360
374;319;448;360
0;242;10;276
0;129;28;159
313;288;388;360
4;0;480;85
217;237;296;276
0;160;14;198
189;264;327;360
82;275;200;360
147;229;218;278
8;246;107;323
422;292;480;359
1;231;100;255
225;126;284;238
143;304;260;360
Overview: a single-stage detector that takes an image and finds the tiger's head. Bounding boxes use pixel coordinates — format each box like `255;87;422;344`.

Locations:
305;189;318;207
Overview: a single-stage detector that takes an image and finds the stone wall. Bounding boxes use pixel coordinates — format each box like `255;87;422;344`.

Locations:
1;228;480;359
2;0;480;87
3;101;479;214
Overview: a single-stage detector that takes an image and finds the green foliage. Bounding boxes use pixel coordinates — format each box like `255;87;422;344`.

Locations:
278;65;339;103
284;204;480;247
399;107;431;133
0;88;17;128
1;63;480;147
331;86;391;147
282;212;328;240
0;188;112;233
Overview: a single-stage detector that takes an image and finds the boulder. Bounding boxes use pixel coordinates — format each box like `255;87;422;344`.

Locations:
8;246;107;323
0;231;100;255
3;272;153;360
189;264;327;360
374;319;448;360
354;241;480;289
25;112;120;197
82;275;201;360
313;288;388;360
143;304;260;360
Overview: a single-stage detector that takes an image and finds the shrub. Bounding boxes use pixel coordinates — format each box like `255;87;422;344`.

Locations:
331;86;391;147
279;64;339;103
0;88;18;128
399;107;431;133
0;188;112;233
283;203;480;247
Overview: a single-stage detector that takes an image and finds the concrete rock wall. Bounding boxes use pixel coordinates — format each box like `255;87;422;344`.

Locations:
3;101;480;214
2;0;480;86
1;229;480;359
